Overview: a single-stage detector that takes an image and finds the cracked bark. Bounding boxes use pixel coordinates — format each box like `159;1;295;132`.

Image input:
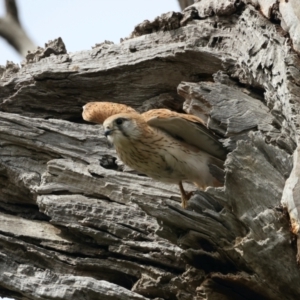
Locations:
1;0;300;299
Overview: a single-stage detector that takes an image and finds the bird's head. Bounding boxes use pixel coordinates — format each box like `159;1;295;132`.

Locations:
103;113;146;145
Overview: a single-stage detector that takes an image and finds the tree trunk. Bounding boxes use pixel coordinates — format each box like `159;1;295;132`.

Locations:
1;1;300;299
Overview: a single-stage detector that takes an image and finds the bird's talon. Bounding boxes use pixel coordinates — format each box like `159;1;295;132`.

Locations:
186;191;194;199
181;191;194;208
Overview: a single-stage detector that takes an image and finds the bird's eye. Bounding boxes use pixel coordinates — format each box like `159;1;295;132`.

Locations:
116;118;123;125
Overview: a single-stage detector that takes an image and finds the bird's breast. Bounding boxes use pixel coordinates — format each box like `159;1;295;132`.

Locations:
113;132;211;184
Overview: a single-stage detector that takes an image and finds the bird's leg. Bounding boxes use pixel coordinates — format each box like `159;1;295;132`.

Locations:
178;181;194;209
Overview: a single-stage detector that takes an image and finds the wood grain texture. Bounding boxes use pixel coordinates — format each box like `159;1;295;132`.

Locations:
1;1;300;299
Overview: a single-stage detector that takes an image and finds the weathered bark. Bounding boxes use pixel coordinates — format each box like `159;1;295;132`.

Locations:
1;0;300;299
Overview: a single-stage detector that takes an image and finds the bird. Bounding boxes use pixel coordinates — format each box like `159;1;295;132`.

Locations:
82;102;227;208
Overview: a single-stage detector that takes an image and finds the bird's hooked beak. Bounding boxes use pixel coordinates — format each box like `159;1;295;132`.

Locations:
104;129;112;137
104;126;114;148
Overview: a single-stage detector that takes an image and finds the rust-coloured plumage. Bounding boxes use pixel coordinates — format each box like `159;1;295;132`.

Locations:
142;109;206;124
82;102;227;208
83;102;137;124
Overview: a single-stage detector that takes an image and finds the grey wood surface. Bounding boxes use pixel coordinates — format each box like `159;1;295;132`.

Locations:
0;1;300;299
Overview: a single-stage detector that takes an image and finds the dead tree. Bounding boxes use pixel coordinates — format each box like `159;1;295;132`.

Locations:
0;0;300;299
0;0;35;57
178;0;195;10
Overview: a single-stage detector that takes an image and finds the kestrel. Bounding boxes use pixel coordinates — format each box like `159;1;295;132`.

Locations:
82;102;227;208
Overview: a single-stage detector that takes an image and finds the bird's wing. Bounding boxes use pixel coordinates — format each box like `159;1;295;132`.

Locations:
143;109;227;160
82;102;137;124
